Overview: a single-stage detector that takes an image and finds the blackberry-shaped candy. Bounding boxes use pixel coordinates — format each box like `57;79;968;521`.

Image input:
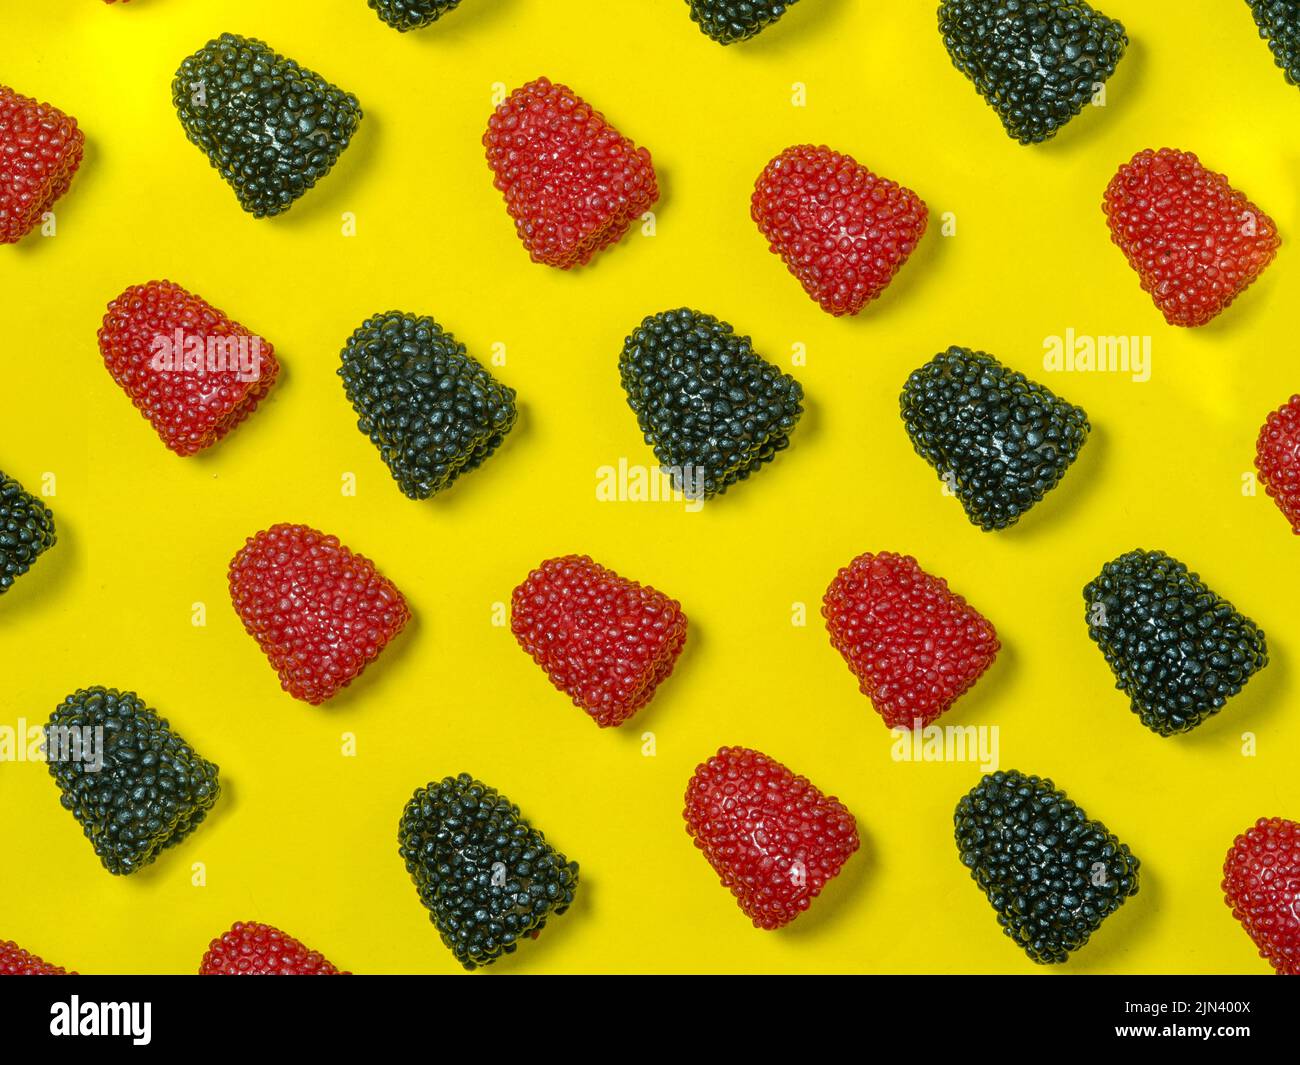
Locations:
97;280;279;456
369;0;464;31
1104;148;1280;328
339;311;517;500
1083;549;1268;737
172;33;362;218
1256;394;1300;534
0;940;74;976
199;922;348;975
955;770;1139;964
1247;1;1300;87
751;144;928;317
511;555;688;727
900;346;1089;531
228;523;411;705
484;77;658;269
938;0;1128;144
1222;817;1300;975
684;747;859;929
823;551;999;729
686;0;803;44
399;774;579;970
619;308;803;500
0;86;84;244
0;472;56;595
45;687;220;876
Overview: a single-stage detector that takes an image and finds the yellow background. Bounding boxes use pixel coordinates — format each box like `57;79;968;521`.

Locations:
1;0;1298;975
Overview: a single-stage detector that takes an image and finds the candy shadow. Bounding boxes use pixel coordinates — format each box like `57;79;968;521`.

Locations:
841;220;947;327
733;0;855;55
1178;638;1287;748
998;421;1108;544
1054;861;1155;975
778;823;873;940
189;359;291;470
0;515;74;616
428;401;532;512
317;612;422;712
10;136;101;261
398;0;525;44
615;617;701;736
1040;38;1146;158
267;112;380;232
478;869;589;975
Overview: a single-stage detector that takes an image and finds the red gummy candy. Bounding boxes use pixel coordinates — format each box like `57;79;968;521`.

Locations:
823;551;999;730
228;524;411;705
1256;394;1300;534
199;921;348;975
0;940;73;975
97;280;279;456
751;144;928;317
1103;148;1280;327
684;746;859;929
484;77;658;269
0;86;84;245
1222;817;1300;976
511;554;687;727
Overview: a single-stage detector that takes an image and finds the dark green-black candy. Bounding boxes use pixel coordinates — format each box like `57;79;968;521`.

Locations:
686;0;803;43
0;471;55;595
1083;549;1268;737
172;32;363;218
399;774;579;970
956;769;1139;964
369;0;464;31
338;311;517;500
938;0;1128;144
45;687;220;876
1247;1;1300;87
619;308;803;501
900;346;1089;531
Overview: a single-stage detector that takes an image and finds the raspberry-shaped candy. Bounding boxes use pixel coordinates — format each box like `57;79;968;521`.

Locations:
338;311;517;500
484;77;658;269
752;145;928;317
172;33;362;218
684;747;859;929
1256;394;1300;533
46;687;221;875
1103;148;1281;327
956;770;1140;964
0;86;84;244
0;940;74;975
1083;549;1268;736
228;524;411;705
399;774;579;969
97;280;279;456
619;308;804;499
199;922;348;975
938;0;1128;144
511;555;688;727
369;0;463;30
901;346;1090;531
0;471;56;596
686;0;802;43
1222;817;1300;975
823;551;999;729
